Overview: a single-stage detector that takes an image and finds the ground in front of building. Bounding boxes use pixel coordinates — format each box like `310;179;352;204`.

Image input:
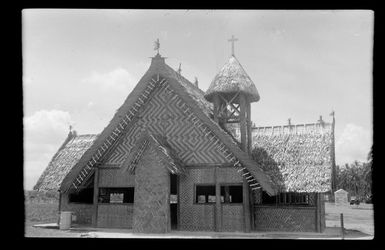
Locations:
25;201;374;238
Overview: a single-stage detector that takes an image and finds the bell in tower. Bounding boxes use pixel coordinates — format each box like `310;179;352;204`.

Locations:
204;36;260;154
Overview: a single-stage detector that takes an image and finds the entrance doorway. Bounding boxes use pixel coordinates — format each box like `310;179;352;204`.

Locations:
170;173;178;229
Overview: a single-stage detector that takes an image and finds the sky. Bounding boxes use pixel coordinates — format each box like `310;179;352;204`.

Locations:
23;9;373;190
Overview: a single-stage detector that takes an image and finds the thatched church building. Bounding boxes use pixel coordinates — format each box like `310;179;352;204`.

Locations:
34;39;336;233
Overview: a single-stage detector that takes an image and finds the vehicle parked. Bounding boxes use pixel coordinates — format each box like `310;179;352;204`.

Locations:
365;195;372;204
350;196;360;205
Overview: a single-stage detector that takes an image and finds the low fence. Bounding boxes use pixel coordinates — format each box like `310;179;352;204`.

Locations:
254;205;317;232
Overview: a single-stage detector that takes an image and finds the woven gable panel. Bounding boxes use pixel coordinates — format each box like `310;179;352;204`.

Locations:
103;82;229;166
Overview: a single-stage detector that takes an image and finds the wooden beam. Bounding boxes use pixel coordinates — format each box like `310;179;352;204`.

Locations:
177;175;180;231
315;193;321;232
215;167;222;232
229;102;240;115
246;101;252;154
213;94;221;123
240;93;251;233
224;185;230;203
242;179;251;232
92;168;99;227
57;191;62;226
239;94;247;153
249;188;255;231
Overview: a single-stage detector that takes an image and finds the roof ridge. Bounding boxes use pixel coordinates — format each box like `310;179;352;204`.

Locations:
252;122;333;135
164;63;205;95
73;134;99;137
33;131;77;190
33;132;97;191
253;121;332;129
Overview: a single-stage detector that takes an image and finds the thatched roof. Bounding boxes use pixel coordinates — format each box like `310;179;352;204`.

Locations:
58;53;277;195
123;132;185;175
251;122;334;193
205;56;260;103
36;53;334;196
33;133;98;192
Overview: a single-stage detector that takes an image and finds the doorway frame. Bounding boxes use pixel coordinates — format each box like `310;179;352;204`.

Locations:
170;173;180;230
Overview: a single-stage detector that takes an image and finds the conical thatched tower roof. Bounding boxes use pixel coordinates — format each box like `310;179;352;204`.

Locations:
204;55;260;103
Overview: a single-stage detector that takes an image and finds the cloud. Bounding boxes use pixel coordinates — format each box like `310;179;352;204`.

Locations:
160;30;168;40
87;101;95;108
185;31;192;38
335;123;372;165
81;67;137;93
24;109;73;143
24;109;74;190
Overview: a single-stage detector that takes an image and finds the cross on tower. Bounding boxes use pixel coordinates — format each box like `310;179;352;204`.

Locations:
228;35;238;56
154;38;160;54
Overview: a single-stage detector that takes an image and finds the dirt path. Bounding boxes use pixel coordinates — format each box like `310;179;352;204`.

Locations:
24;202;374;238
25;222;84;238
324;202;374;235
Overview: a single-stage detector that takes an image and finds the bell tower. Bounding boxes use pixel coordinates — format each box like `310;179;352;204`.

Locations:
204;36;260;154
204;36;260;233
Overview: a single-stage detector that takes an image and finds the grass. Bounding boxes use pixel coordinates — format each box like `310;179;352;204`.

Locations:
25;191;85;238
26;203;59;223
25;202;85;237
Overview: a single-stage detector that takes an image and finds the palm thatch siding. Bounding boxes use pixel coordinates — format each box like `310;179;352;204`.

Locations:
251;123;333;193
34;134;98;192
205;56;260;103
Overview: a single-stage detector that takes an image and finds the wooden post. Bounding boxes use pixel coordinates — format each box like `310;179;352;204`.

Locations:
215;167;222;232
92;168;99;227
177;175;180;231
315;193;320;232
249;188;255;231
239;94;247;153
213;94;221;123
224;186;230;202
340;213;345;239
246;101;252;154
242;181;251;232
57;191;62;226
240;94;251;233
331;114;337;196
246;100;255;230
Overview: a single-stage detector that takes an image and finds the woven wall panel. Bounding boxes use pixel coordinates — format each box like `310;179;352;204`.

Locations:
252;188;262;204
98;168;135;187
254;206;316;232
217;167;242;183
97;204;133;228
104;83;229;166
221;205;244;232
132;144;171;233
179;168;215;231
60;194;93;225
